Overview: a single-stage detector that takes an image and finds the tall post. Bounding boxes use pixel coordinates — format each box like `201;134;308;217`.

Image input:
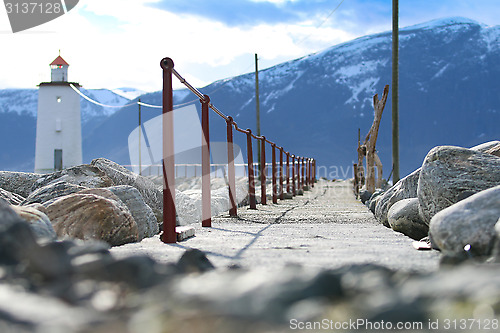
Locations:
392;0;400;183
260;137;267;205
301;157;305;191
226;117;237;217
160;58;176;244
246;130;257;209
255;53;261;178
201;95;212;227
138;98;142;176
272;144;278;204
279;147;284;200
292;155;296;196
286;152;290;194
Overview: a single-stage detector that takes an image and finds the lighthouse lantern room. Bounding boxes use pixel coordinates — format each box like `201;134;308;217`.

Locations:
35;55;82;173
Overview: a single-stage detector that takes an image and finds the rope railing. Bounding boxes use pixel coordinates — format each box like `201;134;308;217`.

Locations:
159;57;317;243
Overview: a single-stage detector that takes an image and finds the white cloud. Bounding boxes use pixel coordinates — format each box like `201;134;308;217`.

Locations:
0;0;358;92
2;0;497;93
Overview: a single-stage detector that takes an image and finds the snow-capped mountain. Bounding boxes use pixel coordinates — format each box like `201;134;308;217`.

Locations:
1;17;499;177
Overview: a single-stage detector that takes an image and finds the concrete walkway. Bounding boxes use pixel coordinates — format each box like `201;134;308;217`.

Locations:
111;180;441;273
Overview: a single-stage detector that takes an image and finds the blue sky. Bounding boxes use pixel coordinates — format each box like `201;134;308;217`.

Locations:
0;0;499;91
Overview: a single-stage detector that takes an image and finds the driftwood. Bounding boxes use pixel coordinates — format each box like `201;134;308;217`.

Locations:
365;85;389;193
354;85;389;195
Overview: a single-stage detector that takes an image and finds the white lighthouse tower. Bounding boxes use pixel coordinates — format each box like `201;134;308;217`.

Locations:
35;55;82;173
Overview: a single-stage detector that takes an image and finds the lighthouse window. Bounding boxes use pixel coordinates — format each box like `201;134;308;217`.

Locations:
56;96;62;103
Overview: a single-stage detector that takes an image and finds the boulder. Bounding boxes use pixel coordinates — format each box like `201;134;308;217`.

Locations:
91;158;163;221
359;189;372;204
418;146;500;225
429;185;500;257
107;185;159;238
484;143;500;158
0;171;41;198
10;205;57;242
0;200;39;265
470;140;500;153
374;168;420;227
78;186;158;240
490;218;500;262
387;198;428;240
0;187;24;205
31;164;114;191
1;199;56;242
23;180;86;206
45;193;138;246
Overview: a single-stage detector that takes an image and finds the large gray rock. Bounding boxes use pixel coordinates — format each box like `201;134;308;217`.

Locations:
429;185;500;257
0;187;25;205
387;198;428;240
418;146;500;225
374;168;420;227
91;158;163;222
470;140;500;153
45;193;139;246
484;143;500;158
78;186;158;240
0;171;41;198
31;164;114;191
11;205;57;242
1;197;56;242
23;180;86;206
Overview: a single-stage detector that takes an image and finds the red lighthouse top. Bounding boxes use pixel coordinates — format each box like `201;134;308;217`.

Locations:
50;56;69;66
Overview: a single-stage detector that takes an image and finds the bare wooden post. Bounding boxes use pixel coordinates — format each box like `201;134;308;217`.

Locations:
365;85;389;193
374;152;384;188
353;163;359;198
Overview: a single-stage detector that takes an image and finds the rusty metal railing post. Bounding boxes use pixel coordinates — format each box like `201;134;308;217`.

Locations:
272;144;278;204
201;95;212;227
286;152;290;194
300;157;306;191
314;160;317;183
226;116;237;217
311;159;315;188
160;58;177;243
279;147;284;200
297;156;302;193
306;158;311;186
292;155;296;196
246;129;257;209
260;137;267;205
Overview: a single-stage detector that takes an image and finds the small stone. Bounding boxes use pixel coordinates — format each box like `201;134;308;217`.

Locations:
177;249;215;274
359;189;373;204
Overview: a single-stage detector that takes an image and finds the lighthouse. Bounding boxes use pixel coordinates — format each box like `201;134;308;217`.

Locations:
34;55;82;173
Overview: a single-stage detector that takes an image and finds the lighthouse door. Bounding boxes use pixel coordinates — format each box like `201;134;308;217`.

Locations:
54;149;63;171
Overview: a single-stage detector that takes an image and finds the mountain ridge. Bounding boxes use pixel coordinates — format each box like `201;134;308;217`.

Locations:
1;17;498;176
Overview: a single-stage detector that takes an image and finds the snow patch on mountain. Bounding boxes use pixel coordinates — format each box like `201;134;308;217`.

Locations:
345;77;380;105
0;89;38;116
112;87;147;100
482;25;500;52
402;17;481;32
